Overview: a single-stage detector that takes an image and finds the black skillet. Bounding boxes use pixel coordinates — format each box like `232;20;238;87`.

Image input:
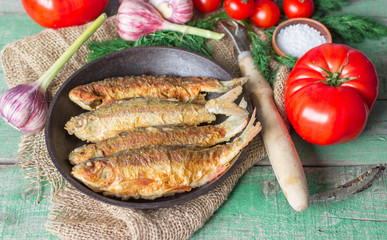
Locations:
45;46;253;209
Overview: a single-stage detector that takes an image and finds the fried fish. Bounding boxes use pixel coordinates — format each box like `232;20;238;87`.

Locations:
69;75;249;110
68;99;249;165
65;86;246;143
71;110;261;200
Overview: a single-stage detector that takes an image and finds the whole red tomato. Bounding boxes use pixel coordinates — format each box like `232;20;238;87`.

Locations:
224;0;255;20
22;0;109;28
285;44;379;145
250;0;280;29
193;0;222;13
283;0;314;18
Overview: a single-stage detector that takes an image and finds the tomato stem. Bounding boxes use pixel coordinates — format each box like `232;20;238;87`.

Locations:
313;53;359;87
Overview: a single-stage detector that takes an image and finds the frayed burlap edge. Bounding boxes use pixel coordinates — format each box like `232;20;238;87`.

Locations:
2;14;290;240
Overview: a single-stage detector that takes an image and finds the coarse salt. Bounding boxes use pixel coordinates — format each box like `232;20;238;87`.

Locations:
276;23;328;58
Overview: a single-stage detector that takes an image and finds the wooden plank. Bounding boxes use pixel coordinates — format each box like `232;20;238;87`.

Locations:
0;165;13;170
0;86;24;163
192;165;387;239
0;165;385;239
342;0;387;18
0;2;25;14
0;166;58;239
0;14;43;50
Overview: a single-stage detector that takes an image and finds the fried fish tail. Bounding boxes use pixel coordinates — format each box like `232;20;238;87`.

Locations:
215;76;249;91
205;86;246;116
218;108;261;166
219;98;248;141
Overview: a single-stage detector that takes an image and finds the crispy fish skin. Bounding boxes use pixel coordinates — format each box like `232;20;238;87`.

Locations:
69;126;227;165
72;111;261;200
68;100;248;165
65;86;245;143
69;75;249;110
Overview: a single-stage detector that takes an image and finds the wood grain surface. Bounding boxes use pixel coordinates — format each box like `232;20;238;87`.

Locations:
0;0;386;239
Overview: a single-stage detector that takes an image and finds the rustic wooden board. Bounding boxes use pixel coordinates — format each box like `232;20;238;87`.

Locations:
0;165;385;239
0;1;386;239
0;166;58;240
0;15;43;50
0;2;25;13
341;0;387;17
192;165;387;239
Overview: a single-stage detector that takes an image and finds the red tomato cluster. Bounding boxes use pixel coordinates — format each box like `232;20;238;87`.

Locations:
193;0;315;29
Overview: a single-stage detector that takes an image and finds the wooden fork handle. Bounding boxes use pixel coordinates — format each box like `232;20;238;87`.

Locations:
239;54;309;211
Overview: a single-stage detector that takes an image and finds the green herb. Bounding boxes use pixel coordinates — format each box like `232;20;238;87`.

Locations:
311;0;387;43
264;26;276;42
87;14;229;62
250;31;298;83
313;0;348;14
314;14;387;43
272;55;298;69
250;32;275;83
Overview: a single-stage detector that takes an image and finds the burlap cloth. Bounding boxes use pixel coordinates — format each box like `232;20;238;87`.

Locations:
1;16;290;239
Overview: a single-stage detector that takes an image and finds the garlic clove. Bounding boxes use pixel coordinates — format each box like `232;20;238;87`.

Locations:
148;0;193;24
0;82;47;133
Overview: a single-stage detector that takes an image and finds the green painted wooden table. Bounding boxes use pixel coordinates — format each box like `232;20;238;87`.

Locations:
1;1;386;239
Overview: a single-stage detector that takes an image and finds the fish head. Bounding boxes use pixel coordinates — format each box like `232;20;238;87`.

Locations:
69;144;101;165
72;159;117;190
69;85;106;110
64;115;95;141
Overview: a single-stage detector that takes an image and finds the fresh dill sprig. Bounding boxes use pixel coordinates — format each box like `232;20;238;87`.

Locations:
272;55;298;69
264;26;276;42
87;40;134;62
87;15;227;62
250;32;275;83
311;0;387;43
313;0;348;14
314;14;387;43
250;31;298;83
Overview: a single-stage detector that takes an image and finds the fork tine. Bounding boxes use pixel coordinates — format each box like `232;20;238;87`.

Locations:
220;20;251;54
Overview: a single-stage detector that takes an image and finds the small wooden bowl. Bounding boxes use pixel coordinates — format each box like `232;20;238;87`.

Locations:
272;18;332;57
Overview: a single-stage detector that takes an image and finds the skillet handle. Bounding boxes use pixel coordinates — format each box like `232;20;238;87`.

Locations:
239;54;309;212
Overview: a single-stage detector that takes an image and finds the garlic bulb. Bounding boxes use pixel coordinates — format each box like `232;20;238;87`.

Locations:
119;0;193;23
118;0;224;41
0;82;47;133
0;13;107;133
147;0;193;23
118;0;165;41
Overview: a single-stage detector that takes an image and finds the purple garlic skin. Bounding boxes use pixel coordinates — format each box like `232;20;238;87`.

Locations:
118;0;165;41
0;82;47;133
148;0;193;24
